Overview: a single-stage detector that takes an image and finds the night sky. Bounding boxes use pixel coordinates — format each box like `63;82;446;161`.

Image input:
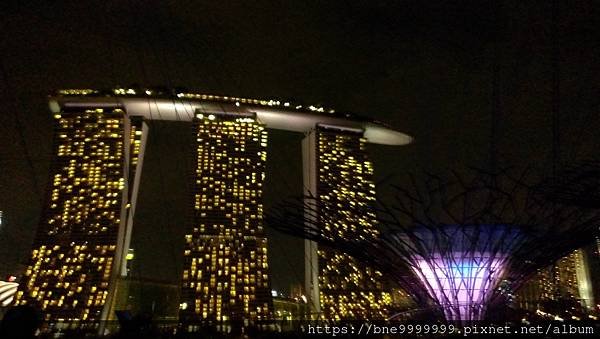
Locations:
1;1;600;294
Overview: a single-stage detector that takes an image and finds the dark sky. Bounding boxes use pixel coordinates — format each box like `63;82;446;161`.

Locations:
1;1;600;293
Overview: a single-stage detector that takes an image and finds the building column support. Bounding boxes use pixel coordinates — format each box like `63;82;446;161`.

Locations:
302;129;320;318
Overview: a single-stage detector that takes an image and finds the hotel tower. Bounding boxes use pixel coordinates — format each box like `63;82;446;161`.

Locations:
303;125;391;320
14;104;148;322
180;111;272;321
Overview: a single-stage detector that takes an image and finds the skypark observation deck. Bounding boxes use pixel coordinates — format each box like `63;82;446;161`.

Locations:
49;89;412;146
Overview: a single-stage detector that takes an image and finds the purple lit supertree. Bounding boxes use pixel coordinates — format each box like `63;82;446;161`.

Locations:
387;225;523;321
266;168;600;322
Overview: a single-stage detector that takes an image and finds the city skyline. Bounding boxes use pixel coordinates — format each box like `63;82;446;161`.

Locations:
3;89;599;325
9;90;412;324
2;2;600;336
3;2;600;296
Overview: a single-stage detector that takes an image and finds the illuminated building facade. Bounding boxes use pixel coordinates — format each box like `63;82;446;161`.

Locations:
16;89;410;325
180;111;272;322
14;106;148;323
303;125;391;320
556;250;593;307
517;268;555;311
517;249;595;311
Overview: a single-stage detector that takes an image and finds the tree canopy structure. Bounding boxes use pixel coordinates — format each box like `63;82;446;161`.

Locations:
266;168;600;322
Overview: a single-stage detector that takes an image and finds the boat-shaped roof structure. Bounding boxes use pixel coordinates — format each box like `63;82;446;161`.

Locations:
49;88;413;146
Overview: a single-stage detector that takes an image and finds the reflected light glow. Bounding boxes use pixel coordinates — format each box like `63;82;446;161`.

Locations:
414;253;506;321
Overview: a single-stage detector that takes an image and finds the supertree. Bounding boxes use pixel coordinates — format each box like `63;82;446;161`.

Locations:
266;168;600;322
